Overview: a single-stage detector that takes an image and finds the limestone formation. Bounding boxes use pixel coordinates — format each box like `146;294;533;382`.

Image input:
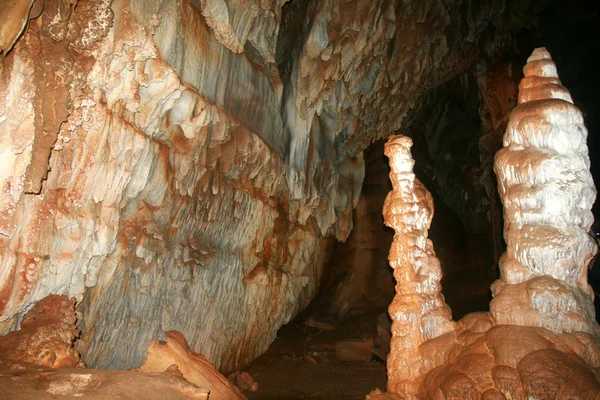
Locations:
140;331;246;400
318;140;395;319
0;0;538;374
0;0;331;373
0;0;37;53
0;294;81;370
382;135;455;395
491;47;598;335
371;48;600;399
0;366;212;399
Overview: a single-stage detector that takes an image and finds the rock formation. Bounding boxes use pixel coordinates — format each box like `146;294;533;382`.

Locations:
370;48;600;399
0;366;212;399
317;140;395;319
0;0;599;397
491;47;598;335
0;298;246;399
382;135;455;395
0;0;541;374
139;331;246;400
0;294;81;370
0;0;335;373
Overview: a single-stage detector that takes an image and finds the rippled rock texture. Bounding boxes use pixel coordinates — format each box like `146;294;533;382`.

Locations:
0;0;541;374
0;0;333;372
371;48;600;399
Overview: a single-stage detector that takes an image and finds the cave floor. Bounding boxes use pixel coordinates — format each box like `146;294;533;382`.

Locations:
240;271;494;399
242;314;387;400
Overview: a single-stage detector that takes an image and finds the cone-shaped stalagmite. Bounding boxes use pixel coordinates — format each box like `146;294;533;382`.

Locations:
491;47;599;335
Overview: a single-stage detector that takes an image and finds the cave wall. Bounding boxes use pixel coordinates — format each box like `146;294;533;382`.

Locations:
0;0;541;372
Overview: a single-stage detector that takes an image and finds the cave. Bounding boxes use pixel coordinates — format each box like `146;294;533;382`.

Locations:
1;0;600;399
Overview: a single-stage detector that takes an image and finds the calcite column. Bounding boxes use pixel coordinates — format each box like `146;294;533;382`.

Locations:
383;135;454;395
491;48;599;335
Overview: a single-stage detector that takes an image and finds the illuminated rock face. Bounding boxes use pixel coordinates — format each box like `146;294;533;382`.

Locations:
140;331;246;400
0;0;335;372
0;0;544;374
0;294;81;370
374;48;600;399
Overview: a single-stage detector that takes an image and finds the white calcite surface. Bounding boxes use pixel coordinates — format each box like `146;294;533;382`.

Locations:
491;47;598;335
370;48;600;399
0;0;331;372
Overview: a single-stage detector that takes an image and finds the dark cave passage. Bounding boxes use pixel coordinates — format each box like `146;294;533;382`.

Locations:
241;115;505;399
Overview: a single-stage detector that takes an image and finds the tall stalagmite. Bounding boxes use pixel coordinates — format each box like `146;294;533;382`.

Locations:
491;47;599;335
382;135;454;395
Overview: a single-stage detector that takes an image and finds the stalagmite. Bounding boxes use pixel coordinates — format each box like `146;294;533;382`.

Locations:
490;47;598;335
1;0;599;396
370;48;600;399
382;135;455;395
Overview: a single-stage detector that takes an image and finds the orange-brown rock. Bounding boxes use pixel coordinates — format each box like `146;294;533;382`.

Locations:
0;366;211;400
382;134;455;395
0;294;81;369
335;338;374;363
228;371;258;392
369;313;600;399
139;331;246;400
0;0;36;53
